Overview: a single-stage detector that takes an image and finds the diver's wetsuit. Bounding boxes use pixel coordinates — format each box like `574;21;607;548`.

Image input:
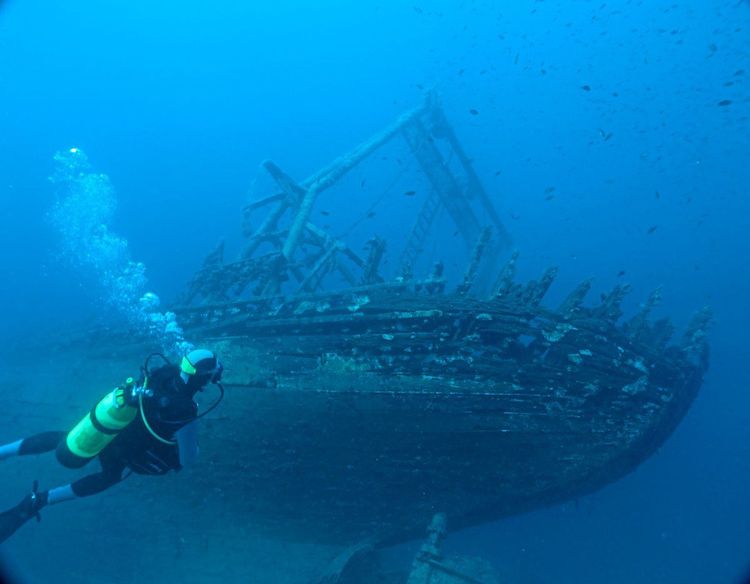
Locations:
62;363;198;494
97;363;198;482
0;349;224;543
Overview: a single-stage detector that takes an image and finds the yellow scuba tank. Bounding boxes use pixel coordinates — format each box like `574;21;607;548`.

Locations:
56;377;139;469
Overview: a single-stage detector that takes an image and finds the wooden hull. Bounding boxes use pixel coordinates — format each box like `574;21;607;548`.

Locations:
170;286;709;544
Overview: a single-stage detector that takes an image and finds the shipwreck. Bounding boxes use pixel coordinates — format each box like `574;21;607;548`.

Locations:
154;92;711;554
49;94;709;578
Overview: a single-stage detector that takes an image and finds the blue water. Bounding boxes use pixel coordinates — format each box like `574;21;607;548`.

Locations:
0;1;748;582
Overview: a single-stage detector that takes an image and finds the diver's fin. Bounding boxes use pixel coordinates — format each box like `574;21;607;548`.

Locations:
0;481;45;544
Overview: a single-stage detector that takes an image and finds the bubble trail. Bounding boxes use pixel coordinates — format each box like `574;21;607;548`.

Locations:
48;147;192;356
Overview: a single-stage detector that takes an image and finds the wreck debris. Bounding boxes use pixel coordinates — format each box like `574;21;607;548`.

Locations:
361;237;386;286
456;227;493;296
316;540;379;584
681;307;713;368
557;277;592;318
626;286;662;341
593;283;631;322
316;514;501;584
406;514;500;584
491;249;519;299
529;266;558;306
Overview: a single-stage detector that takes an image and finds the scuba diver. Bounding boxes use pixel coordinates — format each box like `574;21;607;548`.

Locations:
0;348;223;543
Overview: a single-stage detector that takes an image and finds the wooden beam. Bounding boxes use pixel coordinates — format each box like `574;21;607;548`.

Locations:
428;95;512;251
280;100;431;262
401;117;482;251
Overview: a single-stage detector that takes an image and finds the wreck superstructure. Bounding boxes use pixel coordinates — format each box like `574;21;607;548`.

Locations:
180;92;510;306
98;94;712;546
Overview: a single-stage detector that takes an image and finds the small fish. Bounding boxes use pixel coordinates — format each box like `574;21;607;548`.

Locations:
404;190;417;196
647;225;658;234
544;186;556;193
718;99;732;106
320;210;331;216
655;190;661;199
581;84;591;91
360;179;366;188
469;108;479;115
617;270;626;277
494;170;502;176
416;83;424;90
366;211;376;218
510;213;521;220
734;69;745;76
545;194;555;201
